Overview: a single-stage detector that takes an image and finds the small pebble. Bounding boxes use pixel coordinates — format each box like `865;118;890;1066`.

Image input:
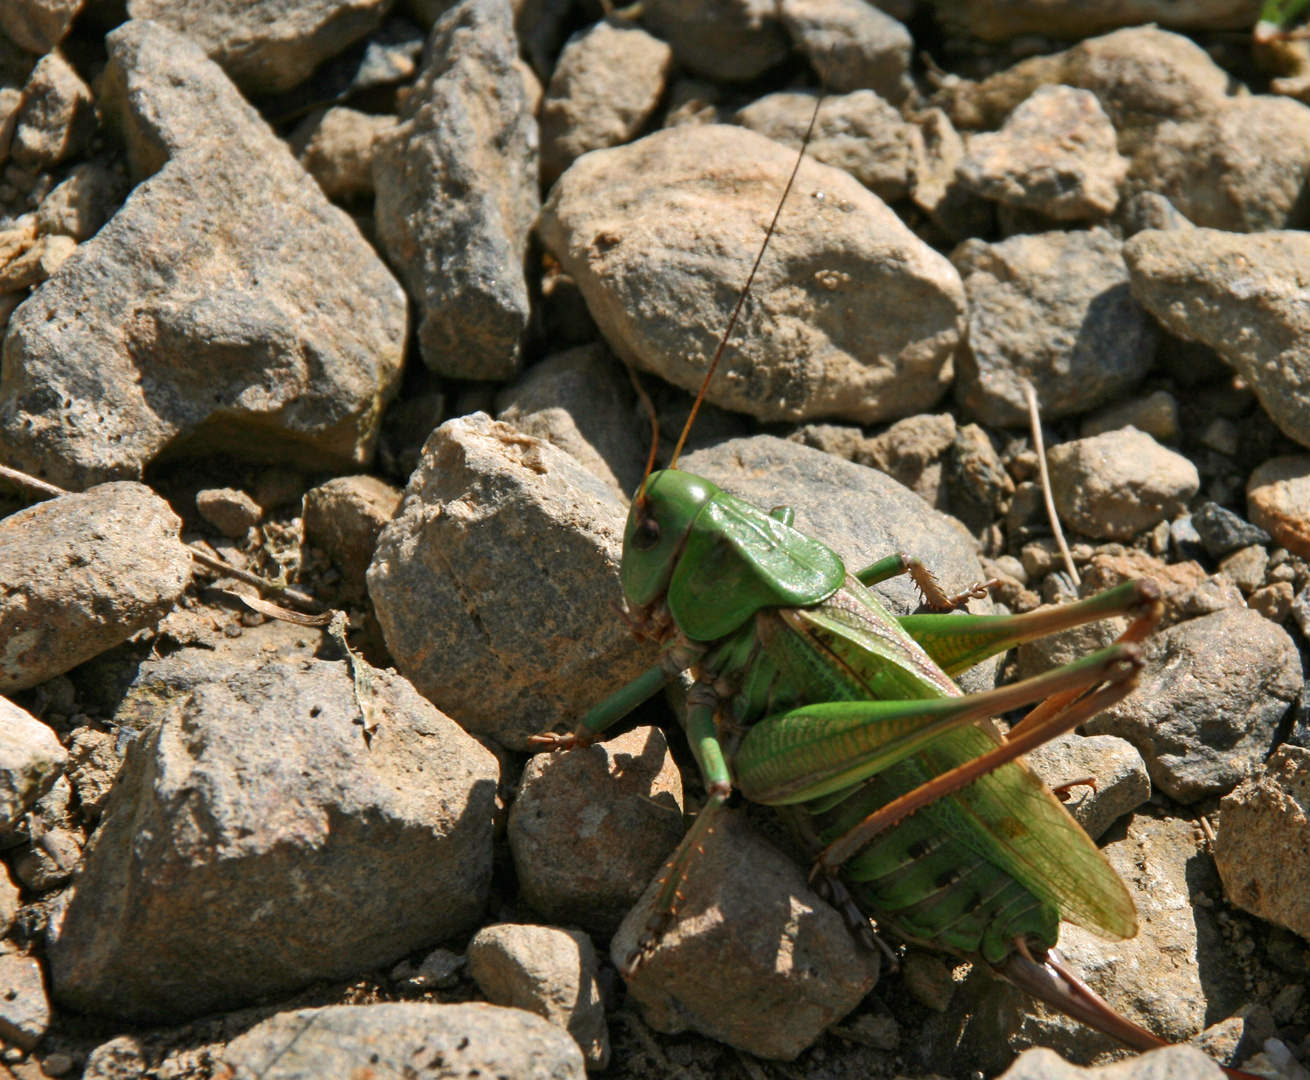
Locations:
195;488;262;538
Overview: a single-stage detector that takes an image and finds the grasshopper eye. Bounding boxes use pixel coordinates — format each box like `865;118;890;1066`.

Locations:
631;515;662;551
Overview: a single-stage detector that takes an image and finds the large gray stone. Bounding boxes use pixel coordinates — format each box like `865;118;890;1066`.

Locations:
539;124;965;425
0;21;407;490
368;413;659;750
0;483;192;693
373;0;538;382
47;653;499;1021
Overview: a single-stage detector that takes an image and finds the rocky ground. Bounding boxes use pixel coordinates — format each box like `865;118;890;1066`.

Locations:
0;0;1309;1078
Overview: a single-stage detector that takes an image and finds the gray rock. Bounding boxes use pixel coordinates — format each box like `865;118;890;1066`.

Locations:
734;89;910;203
907;108;995;241
125;0;391;95
509;726;684;939
47;652;499;1021
0;22;407;490
997;1045;1225;1080
1246;455;1310;561
1046;428;1199;541
539;20;673;185
495;342;647;503
35;160;129;242
0;483;192;693
373;0;538;382
0;0;81;55
539;124;966;425
367;414;659;751
288;106;397;202
957;85;1127;221
468;924;609;1069
302;475;403;602
936;1;1258;41
1079;390;1181;444
219;1002;585;1080
9;50;94;169
946;421;1015;532
953;229;1159;428
81;1036;147;1080
1170;515;1207;564
1213;745;1310;943
1125;229;1310;451
1117;191;1193;237
613;810;880;1061
0;697;66;828
0;951;50;1051
1191;501;1273;561
1083;606;1301;803
1023;733;1151;841
195;487;262;538
779;0;912;104
640;0;789;83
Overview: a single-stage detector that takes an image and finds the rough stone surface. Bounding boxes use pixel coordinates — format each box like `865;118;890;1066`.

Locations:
0;951;50;1051
1080;390;1180;444
302;474;403;602
47;653;499;1022
368;414;658;750
953;230;1157;428
640;0;788;83
81;1036;146;1080
734;89;910;203
468;924;609;1069
509;726;684;938
374;0;538;382
779;0;912;103
1192;501;1271;561
613;811;880;1061
0;483;192;693
34;160;129;242
908;107;995;241
1247;456;1310;559
1024;733;1151;841
0;0;82;56
125;0;391;95
996;1046;1225;1080
0;230;75;291
0;22;407;490
539;20;673;185
1125;229;1310;452
958;85;1127;220
1083;606;1301;803
10;50;94;169
495;342;646;503
1192;1003;1279;1068
1213;745;1310;943
539;124;966;425
0;697;66;829
219;1002;585;1080
1046;428;1199;541
289;106;397;202
195;487;262;538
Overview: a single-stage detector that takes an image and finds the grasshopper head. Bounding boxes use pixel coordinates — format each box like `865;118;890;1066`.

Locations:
622;469;718;609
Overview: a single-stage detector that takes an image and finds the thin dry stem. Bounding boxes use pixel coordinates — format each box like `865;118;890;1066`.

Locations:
1022;380;1080;588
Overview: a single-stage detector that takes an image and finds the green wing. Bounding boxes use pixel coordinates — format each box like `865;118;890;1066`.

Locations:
668;493;845;642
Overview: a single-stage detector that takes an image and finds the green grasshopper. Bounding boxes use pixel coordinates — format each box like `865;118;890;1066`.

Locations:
529;101;1251;1074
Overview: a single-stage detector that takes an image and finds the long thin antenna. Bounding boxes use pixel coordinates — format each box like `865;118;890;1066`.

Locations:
666;69;831;472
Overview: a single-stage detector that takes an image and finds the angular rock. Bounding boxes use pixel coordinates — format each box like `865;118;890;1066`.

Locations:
0;230;75;291
539;124;966;425
1249;581;1294;623
0;22;407;490
1046;428;1199;541
63;725;119;822
946;421;1015;531
373;0;538;382
997;1045;1225;1080
1217;544;1268;595
1117;191;1194;237
1213;745;1310;943
907;107;995;241
81;1037;146;1080
15;823;81;890
539;19;673;185
302;474;403;602
124;0;392;95
1023;733;1151;841
288;105;397;202
779;0;912;104
1191;501;1271;561
9;50;94;169
1125;229;1310;451
495;342;647;503
953;230;1157;428
1083;606;1301;803
509;726;684;938
0;0;82;56
195;487;261;538
367;414;658;750
957;85;1127;221
1080;390;1180;444
640;0;788;83
1193;1003;1279;1069
0;483;192;693
613;811;880;1061
468;924;609;1069
219;1002;585;1080
0;698;65;829
734;89;910;203
0;951;50;1051
1247;456;1310;559
34;160;129;242
47;653;499;1021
